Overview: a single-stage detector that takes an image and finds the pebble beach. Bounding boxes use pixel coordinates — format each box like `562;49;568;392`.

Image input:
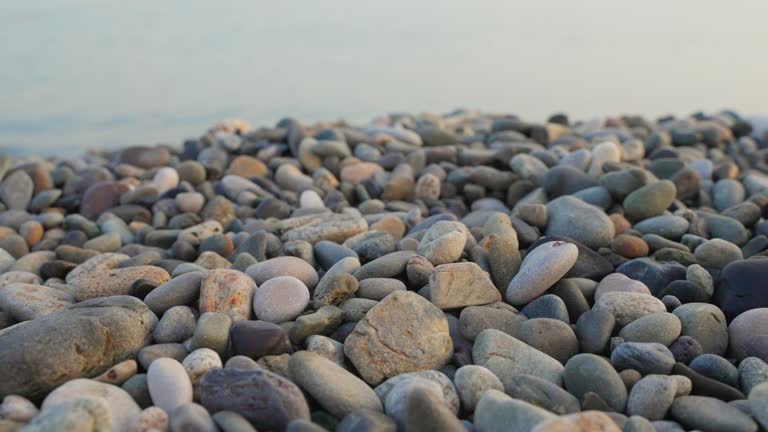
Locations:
0;111;767;432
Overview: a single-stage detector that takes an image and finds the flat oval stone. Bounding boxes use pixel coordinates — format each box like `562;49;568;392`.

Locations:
694;239;743;269
619;312;681;346
506;240;578;306
147;357;193;414
246;256;318;290
353;251;416;281
230;320;292;359
545;196;615;249
170;402;217;432
611;342;676;375
0;283;74;321
673;303;729;355
473;328;564;387
453;365;504;412
0;296;157;400
374;369;460;415
144;271;204;316
515;318;578;364
531;411;622;432
474;389;557;432
253;276;310;324
594;291;666;327
289;350;382;418
670;395;757;432
0;170;34;210
417;221;468;266
728;308;768;362
564;353;628;412
623;180;677;221
201;368;310;431
714;259;768;320
505;374;581;415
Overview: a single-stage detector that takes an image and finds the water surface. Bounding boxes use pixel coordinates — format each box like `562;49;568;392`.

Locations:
2;0;767;155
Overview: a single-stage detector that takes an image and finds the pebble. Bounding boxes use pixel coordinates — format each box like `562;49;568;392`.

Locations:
199;269;255;322
147;357;194;415
42;378;141;432
576;308;615;354
623;180;677;221
94;359;137;386
344;291;452;385
670;395;758;432
201;368;310;431
531;411;622;432
459;302;527;340
715;259;768;320
357;278;405;301
417;221;468;266
0;282;74;321
695;238;743;268
521;294;570;322
618;312;681;346
611;342;676;375
594;291;666;326
182;348;223;386
453;365;504;412
545;196;615;249
515;318;579;364
289;350;382;418
739;357;768;396
130;407;169;432
144;271;204;316
506;241;577;305
229;319;292;359
689;354;739;387
474;389;557;432
473;328;564;386
673;302;729;355
728;308;768;361
401;386;465;432
429;262;501;309
564;353;628;412
170;402;217;432
153;305;197;343
0;170;34;210
0;395;39;422
253;275;310;323
0;296;156;400
246;256;319;290
594;272;652;301
336;409;397;432
313;273;359;308
212;411;258;432
505;374;581;415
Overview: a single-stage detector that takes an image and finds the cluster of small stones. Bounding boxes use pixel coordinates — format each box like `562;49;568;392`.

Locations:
0;111;768;432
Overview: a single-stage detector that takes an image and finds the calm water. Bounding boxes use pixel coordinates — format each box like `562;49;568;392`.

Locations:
2;0;767;155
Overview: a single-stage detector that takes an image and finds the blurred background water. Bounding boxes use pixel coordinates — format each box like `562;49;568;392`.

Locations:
1;0;767;156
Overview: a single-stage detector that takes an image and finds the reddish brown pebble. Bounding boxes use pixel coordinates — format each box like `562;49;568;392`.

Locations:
20;220;44;247
611;234;649;258
609;214;631;235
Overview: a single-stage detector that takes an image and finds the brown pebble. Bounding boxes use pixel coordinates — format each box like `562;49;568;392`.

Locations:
19;220;44;247
227;155;268;178
609;213;631;235
611;234;649;258
369;215;406;241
